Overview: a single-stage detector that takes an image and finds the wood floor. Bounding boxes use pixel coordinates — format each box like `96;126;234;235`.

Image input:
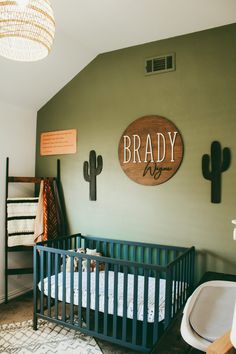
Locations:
152;314;202;354
0;292;201;354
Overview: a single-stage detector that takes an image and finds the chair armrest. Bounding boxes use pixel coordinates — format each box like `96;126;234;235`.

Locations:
207;331;236;354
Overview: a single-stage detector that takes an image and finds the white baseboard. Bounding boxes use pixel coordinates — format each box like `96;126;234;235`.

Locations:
0;286;33;304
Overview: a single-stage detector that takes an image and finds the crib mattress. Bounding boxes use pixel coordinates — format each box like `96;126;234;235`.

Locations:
39;271;184;323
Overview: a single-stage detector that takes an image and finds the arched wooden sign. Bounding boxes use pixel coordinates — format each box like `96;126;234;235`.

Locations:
118;115;184;185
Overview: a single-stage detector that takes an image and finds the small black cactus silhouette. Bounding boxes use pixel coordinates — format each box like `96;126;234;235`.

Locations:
83;150;103;201
202;141;231;203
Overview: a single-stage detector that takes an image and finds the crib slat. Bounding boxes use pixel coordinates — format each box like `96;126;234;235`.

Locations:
179;259;182;308
33;247;38;330
47;252;51;317
165;249;169;265
112;264;118;339
173;264;177;316
184;256;187;302
117;244;121;272
125;244;128;260
122;266;128;342
190;248;195;293
153;271;160;344
180;258;183;307
184;255;187;302
142;268;149;347
186;252;190;296
40;251;44;315
99;241;102;254
140;247;144;263
110;242;114;258
185;254;188;302
132;246;136;274
148;247;152;264
181;257;185;305
157;249;160;265
78;258;82;327
51;252;55;276
103;241;107;256
55;253;59;319
103;262;109;336
177;260;181;311
62;255;66;322
188;251;191;295
190;250;194;292
86;259;91;330
77;235;81;248
70;256;74;324
174;249;178;259
117;244;121;259
133;246;136;262
140;247;144;275
95;262;100;332
132;267;138;345
164;268;172;329
124;244;128;273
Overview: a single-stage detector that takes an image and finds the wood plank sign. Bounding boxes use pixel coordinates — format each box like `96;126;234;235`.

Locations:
118;115;184;185
40;129;77;156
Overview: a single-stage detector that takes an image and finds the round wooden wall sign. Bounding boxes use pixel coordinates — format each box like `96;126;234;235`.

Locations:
118;115;184;185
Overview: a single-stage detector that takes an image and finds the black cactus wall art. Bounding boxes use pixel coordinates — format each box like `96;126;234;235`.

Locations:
83;150;103;201
202;141;231;203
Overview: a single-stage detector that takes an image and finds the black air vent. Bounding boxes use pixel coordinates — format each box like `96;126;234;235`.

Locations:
145;53;175;75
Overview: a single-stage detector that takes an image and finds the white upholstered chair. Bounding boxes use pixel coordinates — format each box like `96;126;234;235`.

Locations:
180;280;236;352
230;303;236;349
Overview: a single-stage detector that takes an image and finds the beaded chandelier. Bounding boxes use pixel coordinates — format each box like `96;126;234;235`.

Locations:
0;0;55;62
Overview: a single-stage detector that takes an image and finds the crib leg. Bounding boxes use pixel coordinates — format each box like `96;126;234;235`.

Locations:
33;246;38;331
33;313;38;331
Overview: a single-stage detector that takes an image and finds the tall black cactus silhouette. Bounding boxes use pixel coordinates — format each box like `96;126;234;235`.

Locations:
83;150;103;201
202;141;231;203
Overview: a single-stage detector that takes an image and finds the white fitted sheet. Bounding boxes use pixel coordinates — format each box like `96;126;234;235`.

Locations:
39;271;185;323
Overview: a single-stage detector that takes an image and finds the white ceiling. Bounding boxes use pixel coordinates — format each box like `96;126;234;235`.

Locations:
0;0;235;111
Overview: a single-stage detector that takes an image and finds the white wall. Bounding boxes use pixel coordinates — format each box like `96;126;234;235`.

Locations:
0;100;37;303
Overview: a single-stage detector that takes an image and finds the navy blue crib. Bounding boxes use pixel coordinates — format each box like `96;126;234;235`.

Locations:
33;234;195;353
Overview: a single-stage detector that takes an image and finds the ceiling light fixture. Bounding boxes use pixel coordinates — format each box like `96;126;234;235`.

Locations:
0;0;55;62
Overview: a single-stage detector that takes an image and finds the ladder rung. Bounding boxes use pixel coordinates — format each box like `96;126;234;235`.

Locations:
7;268;33;275
7;246;33;252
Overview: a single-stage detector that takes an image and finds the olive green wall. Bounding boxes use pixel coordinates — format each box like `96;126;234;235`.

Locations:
36;24;236;279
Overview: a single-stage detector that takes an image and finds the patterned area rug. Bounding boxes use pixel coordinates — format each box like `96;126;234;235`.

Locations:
0;319;102;354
